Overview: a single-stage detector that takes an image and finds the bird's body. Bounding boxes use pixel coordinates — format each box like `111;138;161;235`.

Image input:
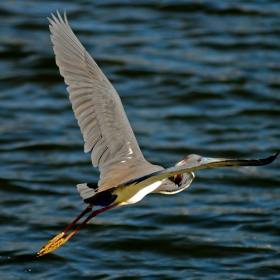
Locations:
114;180;163;205
37;11;278;257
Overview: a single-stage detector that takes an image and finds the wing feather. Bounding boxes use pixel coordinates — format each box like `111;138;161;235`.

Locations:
49;11;161;191
121;153;278;188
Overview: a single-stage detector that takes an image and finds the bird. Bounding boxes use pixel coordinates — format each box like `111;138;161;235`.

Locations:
37;11;278;257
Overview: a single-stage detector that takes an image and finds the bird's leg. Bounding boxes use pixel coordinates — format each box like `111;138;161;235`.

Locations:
37;203;119;257
62;205;93;235
37;205;93;257
60;203;119;244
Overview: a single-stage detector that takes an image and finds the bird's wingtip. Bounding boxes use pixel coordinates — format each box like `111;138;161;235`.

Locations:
272;152;279;160
264;152;279;165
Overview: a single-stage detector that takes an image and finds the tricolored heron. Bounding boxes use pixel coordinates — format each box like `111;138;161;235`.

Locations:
37;11;278;257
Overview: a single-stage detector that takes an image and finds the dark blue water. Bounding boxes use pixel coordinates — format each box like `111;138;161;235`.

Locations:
0;1;279;279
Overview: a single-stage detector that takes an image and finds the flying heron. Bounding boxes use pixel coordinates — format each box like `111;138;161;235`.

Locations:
37;11;278;257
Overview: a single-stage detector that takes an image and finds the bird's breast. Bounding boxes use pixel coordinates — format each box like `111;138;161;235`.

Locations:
113;179;164;205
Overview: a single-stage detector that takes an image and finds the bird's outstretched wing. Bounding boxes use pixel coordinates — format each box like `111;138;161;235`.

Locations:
122;153;279;188
48;11;162;191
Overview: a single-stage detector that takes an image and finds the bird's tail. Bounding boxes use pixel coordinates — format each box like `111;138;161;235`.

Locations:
77;183;99;201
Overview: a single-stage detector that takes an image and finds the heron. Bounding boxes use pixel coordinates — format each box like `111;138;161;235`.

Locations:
37;11;278;257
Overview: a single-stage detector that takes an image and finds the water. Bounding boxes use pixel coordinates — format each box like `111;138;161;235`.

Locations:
0;1;279;279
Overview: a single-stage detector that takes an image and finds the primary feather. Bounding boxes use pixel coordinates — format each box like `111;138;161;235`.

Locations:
48;11;163;193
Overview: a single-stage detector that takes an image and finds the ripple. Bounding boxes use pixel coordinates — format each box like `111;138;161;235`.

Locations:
0;1;279;279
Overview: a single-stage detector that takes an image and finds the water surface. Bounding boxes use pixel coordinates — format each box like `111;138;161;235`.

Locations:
0;1;279;279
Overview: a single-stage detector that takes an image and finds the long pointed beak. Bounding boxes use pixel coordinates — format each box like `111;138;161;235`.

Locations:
200;152;279;168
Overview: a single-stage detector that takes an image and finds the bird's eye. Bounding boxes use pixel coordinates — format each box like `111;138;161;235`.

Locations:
197;157;202;163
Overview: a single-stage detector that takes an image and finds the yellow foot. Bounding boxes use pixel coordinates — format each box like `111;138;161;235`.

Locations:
37;232;66;257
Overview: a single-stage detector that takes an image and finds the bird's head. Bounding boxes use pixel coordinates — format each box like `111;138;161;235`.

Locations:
176;154;204;166
171;155;201;189
152;155;198;195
